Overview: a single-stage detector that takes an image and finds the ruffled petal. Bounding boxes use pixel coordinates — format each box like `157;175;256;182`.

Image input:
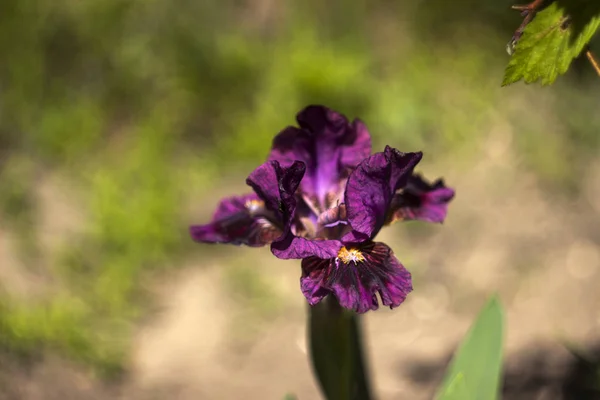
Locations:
246;160;324;257
246;160;305;220
344;146;422;240
269;105;371;210
272;237;342;260
300;242;412;313
190;194;281;247
388;174;455;224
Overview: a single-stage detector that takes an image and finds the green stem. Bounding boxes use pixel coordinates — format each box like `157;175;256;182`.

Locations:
308;296;374;400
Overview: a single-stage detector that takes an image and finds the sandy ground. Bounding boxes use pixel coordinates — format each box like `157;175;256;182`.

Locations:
2;130;600;399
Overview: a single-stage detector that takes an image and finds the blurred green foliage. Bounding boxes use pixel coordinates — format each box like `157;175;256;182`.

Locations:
0;0;598;376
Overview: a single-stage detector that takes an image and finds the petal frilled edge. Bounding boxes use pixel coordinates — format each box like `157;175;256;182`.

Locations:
344;146;422;240
388;174;455;224
189;193;281;247
300;242;412;313
296;105;372;170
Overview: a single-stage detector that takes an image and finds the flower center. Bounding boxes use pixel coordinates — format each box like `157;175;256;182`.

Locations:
337;246;365;264
245;199;264;216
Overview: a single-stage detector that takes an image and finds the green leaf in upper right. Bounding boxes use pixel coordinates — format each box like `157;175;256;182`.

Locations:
502;2;600;86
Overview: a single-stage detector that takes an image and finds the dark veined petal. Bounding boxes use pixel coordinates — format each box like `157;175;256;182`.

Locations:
344;146;422;240
191;160;305;248
300;242;412;313
388;174;455;224
246;160;305;221
246;160;325;258
268;105;371;210
296;105;372;169
190;194;282;247
272;236;342;260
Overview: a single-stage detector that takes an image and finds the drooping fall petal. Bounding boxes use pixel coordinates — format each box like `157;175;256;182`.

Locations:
301;242;412;313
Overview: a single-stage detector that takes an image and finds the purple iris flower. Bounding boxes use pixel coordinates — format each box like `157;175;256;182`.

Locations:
190;105;455;313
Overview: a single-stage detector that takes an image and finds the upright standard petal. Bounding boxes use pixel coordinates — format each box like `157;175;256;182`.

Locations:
344;147;422;240
246;160;324;258
189;194;281;247
388;174;455;224
246;160;306;223
300;242;412;313
268;105;371;210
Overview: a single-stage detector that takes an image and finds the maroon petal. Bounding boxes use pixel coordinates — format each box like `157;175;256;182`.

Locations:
246;160;305;220
269;105;371;210
300;242;412;313
272;237;342;260
388;174;455;224
344;146;422;240
246;160;317;256
190;194;281;247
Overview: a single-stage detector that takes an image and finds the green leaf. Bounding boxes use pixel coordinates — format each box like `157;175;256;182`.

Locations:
282;394;298;400
437;373;469;400
503;2;600;86
435;296;504;400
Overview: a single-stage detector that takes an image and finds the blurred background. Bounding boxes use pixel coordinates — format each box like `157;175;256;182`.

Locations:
0;0;600;398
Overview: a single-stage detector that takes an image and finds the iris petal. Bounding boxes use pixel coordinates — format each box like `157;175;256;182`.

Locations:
272;237;343;260
191;160;306;248
300;242;412;313
245;160;340;259
246;160;305;221
388;174;455;224
189;194;281;247
269;105;371;210
344;146;422;240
